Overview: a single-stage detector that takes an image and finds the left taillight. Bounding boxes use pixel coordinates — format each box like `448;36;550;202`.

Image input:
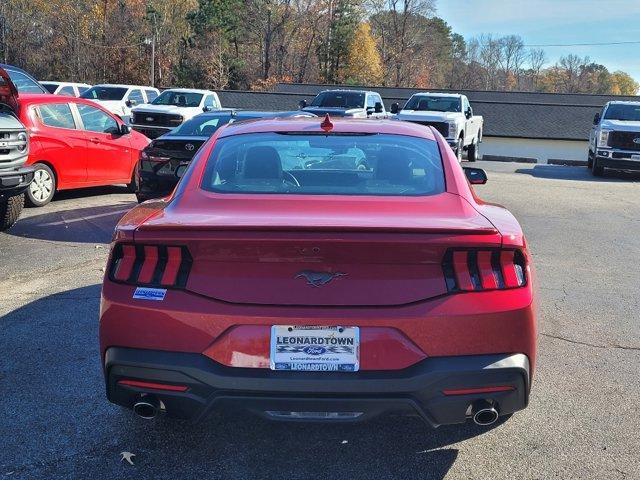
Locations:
442;248;527;293
108;243;192;288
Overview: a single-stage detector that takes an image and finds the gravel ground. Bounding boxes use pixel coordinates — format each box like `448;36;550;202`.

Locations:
0;162;639;479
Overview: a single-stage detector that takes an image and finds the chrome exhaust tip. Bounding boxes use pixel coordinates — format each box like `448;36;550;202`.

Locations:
133;396;162;420
471;401;499;426
473;407;499;426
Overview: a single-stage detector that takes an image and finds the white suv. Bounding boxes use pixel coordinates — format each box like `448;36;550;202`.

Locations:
80;84;160;122
130;88;222;138
40;81;92;97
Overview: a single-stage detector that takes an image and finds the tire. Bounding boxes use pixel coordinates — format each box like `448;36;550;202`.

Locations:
126;170;137;193
456;137;463;162
591;157;604;177
25;163;56;207
0;193;24;231
467;138;479;162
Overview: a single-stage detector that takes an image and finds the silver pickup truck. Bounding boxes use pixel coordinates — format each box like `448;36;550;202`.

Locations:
0;66;35;230
392;93;483;162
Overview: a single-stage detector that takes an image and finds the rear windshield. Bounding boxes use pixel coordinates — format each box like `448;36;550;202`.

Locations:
404;96;461;112
201;132;445;196
171;115;233;136
80;86;127;101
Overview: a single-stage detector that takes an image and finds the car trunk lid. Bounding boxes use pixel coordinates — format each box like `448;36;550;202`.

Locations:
133;192;500;306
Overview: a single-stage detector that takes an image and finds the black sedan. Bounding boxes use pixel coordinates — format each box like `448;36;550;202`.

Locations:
134;109;315;202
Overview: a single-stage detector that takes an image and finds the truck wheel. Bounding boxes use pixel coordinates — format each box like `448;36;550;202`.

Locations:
456;137;463;162
0;193;25;231
26;163;56;207
467;138;479;162
591;158;604;177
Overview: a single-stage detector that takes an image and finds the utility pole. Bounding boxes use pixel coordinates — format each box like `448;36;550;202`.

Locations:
145;35;155;87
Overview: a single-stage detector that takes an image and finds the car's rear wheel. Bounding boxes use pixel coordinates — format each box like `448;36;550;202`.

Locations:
591;157;605;177
0;193;24;231
25;163;56;207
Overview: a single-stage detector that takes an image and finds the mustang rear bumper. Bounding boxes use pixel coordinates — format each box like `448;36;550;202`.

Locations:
105;347;530;426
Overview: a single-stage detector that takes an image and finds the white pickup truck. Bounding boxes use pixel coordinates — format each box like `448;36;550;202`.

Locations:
392;93;483;161
130;88;222;139
589;101;640;176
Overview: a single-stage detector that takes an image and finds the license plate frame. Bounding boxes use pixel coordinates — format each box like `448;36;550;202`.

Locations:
270;325;360;372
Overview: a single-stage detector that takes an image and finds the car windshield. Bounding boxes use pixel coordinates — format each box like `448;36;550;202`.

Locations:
42;83;59;94
80;86;127;101
152;91;203;108
201;132;445;196
404;96;461;112
310;92;365;109
604;104;640;121
6;69;46;93
170;115;234;136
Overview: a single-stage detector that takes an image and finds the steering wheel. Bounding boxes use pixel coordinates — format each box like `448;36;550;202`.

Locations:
283;171;300;186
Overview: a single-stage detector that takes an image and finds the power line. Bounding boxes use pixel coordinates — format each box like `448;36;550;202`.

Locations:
524;41;640;47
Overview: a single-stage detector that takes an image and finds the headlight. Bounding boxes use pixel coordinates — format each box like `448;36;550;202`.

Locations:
447;121;457;138
17;132;28;153
599;129;611;147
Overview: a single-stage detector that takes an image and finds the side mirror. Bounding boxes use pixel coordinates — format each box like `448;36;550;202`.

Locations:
463;167;487;185
593;112;601;125
175;162;190;178
298;99;307;109
374;102;383;113
203;105;212;112
125;99;137;107
119;124;131;135
366;106;375;115
390;102;399;114
465;108;472;119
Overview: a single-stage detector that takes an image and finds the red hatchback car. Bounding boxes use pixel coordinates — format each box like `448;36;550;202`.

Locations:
0;68;149;207
100;116;537;428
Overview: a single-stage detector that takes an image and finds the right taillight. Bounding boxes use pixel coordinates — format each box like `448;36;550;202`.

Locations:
442;248;526;293
108;243;192;288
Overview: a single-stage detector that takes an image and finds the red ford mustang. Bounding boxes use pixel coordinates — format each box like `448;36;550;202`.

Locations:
100;116;537;427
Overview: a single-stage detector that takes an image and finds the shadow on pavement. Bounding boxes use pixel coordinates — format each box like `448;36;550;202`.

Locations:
50;185;133;202
515;164;640;182
9;201;135;244
0;284;509;480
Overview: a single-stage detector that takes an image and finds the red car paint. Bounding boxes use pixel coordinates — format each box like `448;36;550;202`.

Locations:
13;94;148;190
100;118;537;371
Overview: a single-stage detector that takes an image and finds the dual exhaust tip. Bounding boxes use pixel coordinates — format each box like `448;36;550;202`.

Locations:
471;401;500;426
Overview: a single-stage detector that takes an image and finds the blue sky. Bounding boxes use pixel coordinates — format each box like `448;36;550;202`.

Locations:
437;0;640;81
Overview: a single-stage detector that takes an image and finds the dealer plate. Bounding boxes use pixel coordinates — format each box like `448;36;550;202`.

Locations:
270;325;359;372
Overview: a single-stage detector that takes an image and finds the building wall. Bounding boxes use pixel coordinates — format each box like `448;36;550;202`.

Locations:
481;136;589;163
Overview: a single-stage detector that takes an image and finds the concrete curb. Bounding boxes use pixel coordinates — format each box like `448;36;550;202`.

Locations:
480;155;538;164
547;159;588;167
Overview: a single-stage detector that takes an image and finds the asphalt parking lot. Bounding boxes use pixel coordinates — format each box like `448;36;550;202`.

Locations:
1;161;639;479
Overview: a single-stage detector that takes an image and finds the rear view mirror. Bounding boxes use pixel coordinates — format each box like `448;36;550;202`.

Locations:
298;99;307;109
463;167;487;185
390;102;399;114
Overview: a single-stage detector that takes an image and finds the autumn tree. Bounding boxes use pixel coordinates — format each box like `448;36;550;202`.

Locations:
610;71;639;95
342;22;382;84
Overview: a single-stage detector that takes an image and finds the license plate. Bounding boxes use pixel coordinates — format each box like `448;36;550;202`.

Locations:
631;154;640;161
270;325;359;372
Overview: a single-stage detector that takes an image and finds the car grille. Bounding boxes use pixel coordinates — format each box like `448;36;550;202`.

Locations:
608;131;640;151
406;121;449;138
132;112;183;127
